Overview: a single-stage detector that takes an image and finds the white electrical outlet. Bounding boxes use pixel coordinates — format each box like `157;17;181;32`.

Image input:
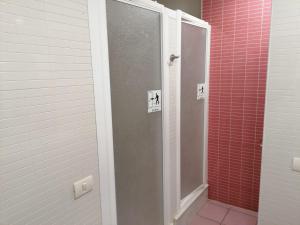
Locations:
292;157;300;172
73;175;94;199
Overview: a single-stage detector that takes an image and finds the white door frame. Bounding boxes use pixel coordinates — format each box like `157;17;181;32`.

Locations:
88;0;169;225
88;0;117;224
174;10;211;219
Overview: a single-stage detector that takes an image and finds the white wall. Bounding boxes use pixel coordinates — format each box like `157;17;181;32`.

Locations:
0;1;102;225
258;0;300;225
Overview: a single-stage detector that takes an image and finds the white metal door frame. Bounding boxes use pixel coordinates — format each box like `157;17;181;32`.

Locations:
88;0;168;225
88;0;117;224
175;10;211;219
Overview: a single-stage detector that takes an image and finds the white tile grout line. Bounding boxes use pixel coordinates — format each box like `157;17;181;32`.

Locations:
227;0;237;204
220;209;258;225
194;200;258;225
209;200;258;217
239;0;250;208
216;0;225;202
220;208;231;225
199;216;222;225
196;201;228;224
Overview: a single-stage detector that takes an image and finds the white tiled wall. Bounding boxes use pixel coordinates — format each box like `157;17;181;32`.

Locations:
0;1;102;225
258;0;300;225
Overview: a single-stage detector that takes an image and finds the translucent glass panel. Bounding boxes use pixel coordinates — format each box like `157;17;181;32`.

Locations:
106;1;163;225
180;22;207;199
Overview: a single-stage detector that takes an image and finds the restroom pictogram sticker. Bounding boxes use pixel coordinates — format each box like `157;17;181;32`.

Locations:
197;83;206;100
148;90;161;113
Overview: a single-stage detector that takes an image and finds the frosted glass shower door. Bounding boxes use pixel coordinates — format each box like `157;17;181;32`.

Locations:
106;1;164;225
180;22;207;199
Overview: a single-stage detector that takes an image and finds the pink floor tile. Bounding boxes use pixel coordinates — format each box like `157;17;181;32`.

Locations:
190;215;220;225
208;200;231;209
230;206;258;217
208;199;258;217
222;210;257;225
198;202;229;223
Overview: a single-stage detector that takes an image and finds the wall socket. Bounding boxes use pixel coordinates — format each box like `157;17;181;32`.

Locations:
292;157;300;172
73;175;94;199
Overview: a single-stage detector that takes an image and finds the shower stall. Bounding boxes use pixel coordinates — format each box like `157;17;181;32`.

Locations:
106;1;164;225
88;1;211;225
180;12;210;203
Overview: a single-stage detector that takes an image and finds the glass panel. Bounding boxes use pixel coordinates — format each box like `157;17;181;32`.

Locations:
106;1;163;225
180;22;207;199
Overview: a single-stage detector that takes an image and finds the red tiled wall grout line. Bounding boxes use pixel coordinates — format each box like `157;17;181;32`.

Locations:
202;0;272;211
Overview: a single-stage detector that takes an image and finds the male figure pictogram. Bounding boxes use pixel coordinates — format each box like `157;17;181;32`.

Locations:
155;93;160;105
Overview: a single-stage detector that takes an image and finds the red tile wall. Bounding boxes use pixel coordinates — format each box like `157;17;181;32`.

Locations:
202;0;272;211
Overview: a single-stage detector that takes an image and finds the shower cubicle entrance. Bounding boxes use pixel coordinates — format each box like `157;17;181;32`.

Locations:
88;1;211;225
106;1;164;225
180;14;210;201
172;12;211;221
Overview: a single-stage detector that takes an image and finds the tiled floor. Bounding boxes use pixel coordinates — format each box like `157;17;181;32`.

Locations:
190;200;258;225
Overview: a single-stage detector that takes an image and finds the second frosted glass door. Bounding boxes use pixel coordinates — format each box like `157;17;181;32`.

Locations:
180;22;207;199
106;1;163;225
